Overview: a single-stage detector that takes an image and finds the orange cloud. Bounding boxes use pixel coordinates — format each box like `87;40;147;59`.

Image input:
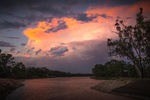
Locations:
23;0;150;57
23;16;115;52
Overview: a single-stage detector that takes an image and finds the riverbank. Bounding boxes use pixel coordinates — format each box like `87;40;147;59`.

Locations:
0;78;24;100
91;79;150;100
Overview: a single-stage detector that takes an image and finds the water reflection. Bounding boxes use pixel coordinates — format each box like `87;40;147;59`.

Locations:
6;77;135;100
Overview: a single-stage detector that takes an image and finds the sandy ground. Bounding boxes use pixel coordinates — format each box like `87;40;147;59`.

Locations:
6;77;136;100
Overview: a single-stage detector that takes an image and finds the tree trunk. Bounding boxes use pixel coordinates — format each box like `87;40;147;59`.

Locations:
140;67;145;78
135;65;143;78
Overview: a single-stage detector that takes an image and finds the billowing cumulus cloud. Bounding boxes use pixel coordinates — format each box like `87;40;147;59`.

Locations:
22;0;150;52
23;16;116;52
15;39;108;73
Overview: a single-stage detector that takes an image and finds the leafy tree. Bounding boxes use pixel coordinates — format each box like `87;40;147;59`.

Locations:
105;60;125;77
107;8;150;78
12;62;26;78
126;63;138;77
0;49;15;77
92;60;138;78
92;64;106;77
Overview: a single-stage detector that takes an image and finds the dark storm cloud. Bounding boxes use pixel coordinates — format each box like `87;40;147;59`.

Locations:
26;47;35;54
0;11;14;16
10;47;15;52
35;49;42;55
16;51;21;54
0;0;142;30
0;0;142;14
0;21;26;29
17;14;53;26
0;0;76;18
75;13;113;22
0;41;15;47
0;0;96;8
60;42;65;45
0;0;141;7
3;36;20;39
0;1;74;30
21;43;26;46
0;0;76;7
50;46;69;56
31;6;69;16
99;14;113;19
45;20;68;33
0;0;40;8
108;0;142;7
75;13;98;22
27;50;31;54
31;47;35;50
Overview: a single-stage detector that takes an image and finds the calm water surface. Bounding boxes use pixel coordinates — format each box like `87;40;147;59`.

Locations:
6;77;136;100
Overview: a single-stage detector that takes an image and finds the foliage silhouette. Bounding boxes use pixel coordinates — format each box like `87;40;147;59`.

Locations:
92;60;138;78
107;8;150;78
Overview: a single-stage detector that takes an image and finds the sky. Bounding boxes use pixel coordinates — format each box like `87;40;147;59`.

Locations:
0;0;150;73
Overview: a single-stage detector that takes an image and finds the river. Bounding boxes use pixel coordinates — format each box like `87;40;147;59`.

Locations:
6;77;135;100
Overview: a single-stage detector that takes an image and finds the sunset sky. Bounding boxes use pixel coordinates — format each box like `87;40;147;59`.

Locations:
0;0;150;73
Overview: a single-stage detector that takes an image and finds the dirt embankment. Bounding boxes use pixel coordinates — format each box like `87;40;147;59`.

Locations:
91;79;132;92
92;79;150;99
0;78;23;100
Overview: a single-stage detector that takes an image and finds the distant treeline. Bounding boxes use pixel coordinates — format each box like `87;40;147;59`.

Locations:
92;60;150;78
0;49;90;79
